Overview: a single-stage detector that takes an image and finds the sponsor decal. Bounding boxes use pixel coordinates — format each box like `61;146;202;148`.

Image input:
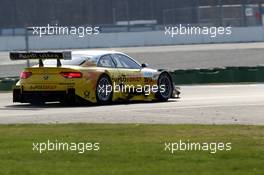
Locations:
84;91;90;98
112;74;143;83
29;85;57;90
43;75;49;80
144;77;155;84
143;72;153;78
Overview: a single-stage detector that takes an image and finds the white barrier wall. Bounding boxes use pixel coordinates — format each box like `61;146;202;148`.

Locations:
0;27;264;51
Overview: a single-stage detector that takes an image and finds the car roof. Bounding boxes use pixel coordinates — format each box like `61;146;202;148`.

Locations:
72;50;122;59
43;50;139;67
53;50;140;67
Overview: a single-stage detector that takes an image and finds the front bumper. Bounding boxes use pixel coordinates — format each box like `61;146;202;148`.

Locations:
171;86;181;99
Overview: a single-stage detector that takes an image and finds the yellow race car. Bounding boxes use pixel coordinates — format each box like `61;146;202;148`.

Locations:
10;50;179;105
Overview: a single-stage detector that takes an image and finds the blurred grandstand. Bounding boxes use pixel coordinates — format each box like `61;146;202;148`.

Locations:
0;0;263;35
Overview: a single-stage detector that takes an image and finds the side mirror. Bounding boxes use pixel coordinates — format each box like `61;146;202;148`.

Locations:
141;63;149;68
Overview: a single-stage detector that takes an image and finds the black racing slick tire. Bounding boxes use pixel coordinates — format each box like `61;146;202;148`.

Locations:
156;73;173;102
96;74;113;105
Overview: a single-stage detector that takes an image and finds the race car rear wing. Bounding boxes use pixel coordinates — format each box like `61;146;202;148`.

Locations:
9;51;72;67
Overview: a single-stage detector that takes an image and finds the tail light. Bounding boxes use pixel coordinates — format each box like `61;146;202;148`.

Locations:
60;72;82;78
20;71;32;79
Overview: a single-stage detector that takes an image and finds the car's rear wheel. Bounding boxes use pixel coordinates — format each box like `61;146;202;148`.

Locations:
156;73;173;101
96;74;113;104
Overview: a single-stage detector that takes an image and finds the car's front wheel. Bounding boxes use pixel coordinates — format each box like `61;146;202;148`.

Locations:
96;74;113;104
156;73;173;102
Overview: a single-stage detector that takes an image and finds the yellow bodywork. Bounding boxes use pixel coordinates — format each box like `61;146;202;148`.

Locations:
15;65;161;103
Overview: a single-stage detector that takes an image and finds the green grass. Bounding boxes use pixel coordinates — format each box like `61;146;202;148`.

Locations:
0;124;263;175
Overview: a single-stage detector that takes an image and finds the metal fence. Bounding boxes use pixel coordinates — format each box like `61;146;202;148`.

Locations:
163;4;263;27
0;4;263;36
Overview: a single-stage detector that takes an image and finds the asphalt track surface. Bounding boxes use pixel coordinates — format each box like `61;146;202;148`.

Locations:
0;84;264;125
1;42;264;77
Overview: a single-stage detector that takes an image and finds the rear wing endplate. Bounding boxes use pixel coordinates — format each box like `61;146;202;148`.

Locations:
9;51;72;67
